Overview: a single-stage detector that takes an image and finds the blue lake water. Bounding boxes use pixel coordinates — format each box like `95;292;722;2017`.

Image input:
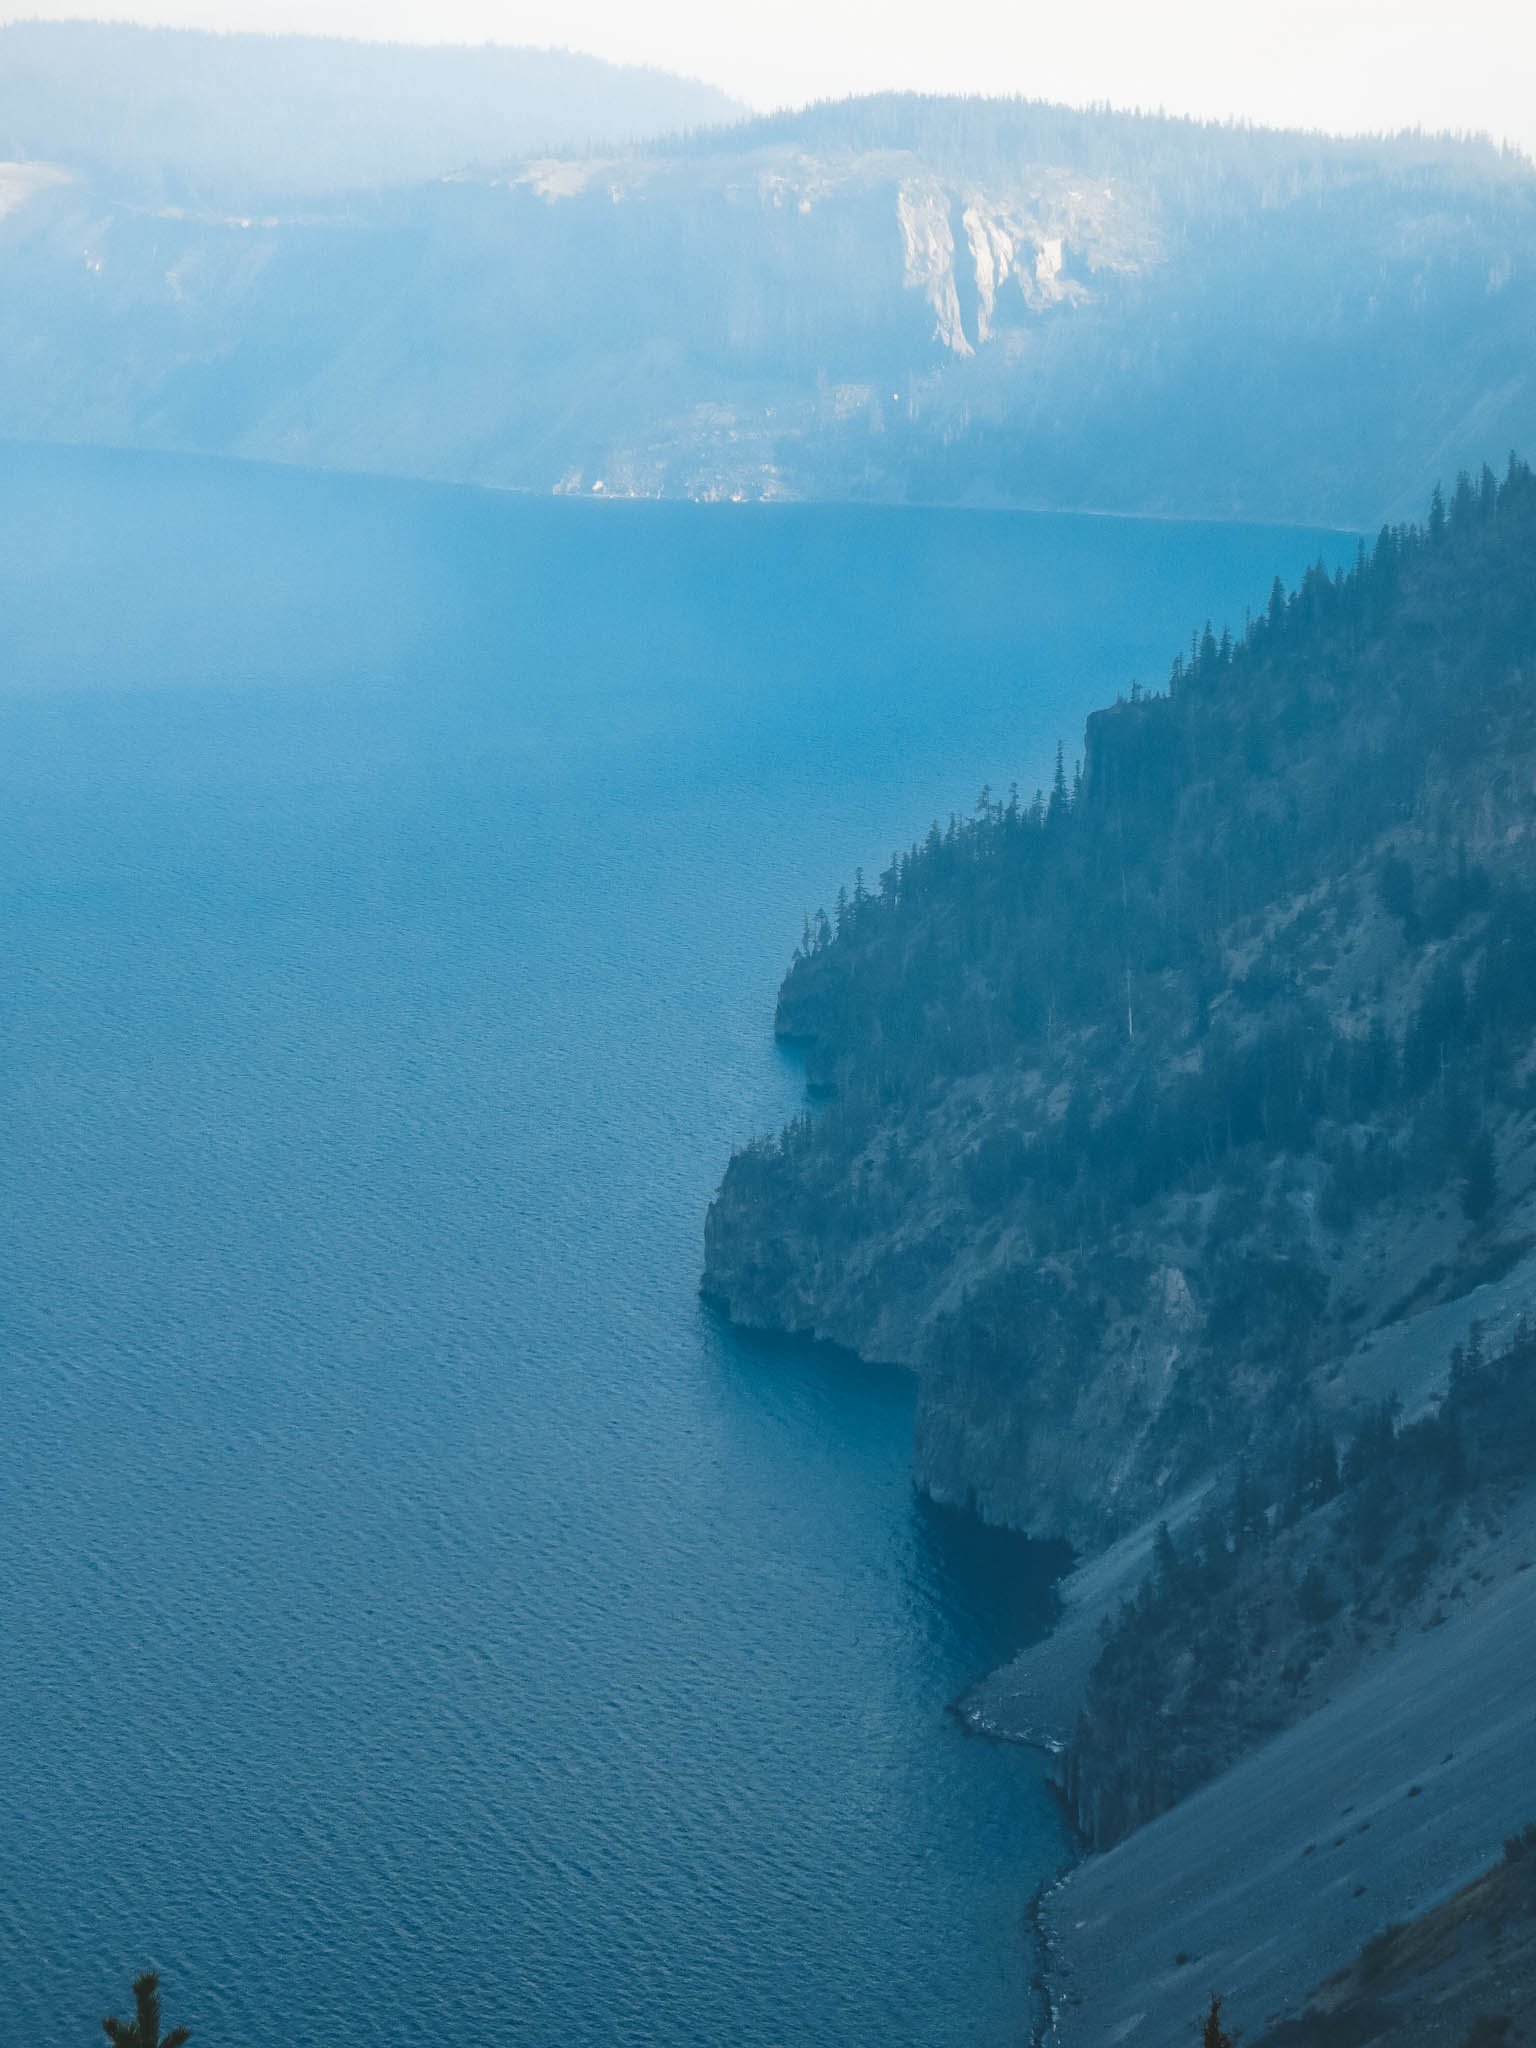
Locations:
0;444;1349;2047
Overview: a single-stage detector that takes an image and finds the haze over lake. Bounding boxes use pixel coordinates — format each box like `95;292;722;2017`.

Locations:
0;445;1349;2048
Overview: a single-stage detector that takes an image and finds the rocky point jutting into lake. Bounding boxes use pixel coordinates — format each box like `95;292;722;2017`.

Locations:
706;460;1536;2045
7;14;1536;2042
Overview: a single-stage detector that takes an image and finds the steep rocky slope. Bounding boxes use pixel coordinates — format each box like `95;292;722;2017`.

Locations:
1039;1505;1536;2045
1065;1301;1536;1846
1256;1828;1536;2048
0;97;1532;522
706;463;1536;1548
704;464;1536;2044
958;1226;1536;1758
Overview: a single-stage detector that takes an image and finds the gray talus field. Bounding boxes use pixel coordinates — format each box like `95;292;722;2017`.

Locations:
1043;1504;1536;2045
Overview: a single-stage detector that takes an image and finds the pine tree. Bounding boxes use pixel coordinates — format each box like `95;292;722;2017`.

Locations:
103;1973;190;2048
1461;1130;1498;1225
1048;740;1070;823
1202;1992;1237;2046
1297;1562;1337;1626
1152;1520;1179;1594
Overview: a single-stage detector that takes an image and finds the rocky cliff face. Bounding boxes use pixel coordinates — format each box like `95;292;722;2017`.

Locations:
702;1053;1220;1548
704;466;1536;1551
703;465;1536;2047
0;96;1532;524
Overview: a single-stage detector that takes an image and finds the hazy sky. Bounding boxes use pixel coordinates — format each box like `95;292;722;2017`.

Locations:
7;0;1536;153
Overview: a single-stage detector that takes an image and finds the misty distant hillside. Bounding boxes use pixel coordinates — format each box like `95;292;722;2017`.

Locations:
0;20;743;196
0;88;1532;521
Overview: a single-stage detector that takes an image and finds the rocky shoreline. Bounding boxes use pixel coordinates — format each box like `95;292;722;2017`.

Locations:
705;1217;1536;2042
704;467;1536;2042
713;1247;1536;2043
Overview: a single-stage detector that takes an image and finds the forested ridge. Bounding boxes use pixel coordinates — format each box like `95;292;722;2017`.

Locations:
705;458;1536;1557
773;456;1536;1103
2;85;1533;521
678;90;1529;204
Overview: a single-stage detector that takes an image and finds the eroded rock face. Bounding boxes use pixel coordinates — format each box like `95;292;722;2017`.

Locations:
912;1255;1210;1541
893;170;1103;356
705;1070;1228;1549
705;1129;1248;1550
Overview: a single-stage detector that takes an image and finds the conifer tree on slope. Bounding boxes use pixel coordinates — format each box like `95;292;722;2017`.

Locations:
1203;1993;1237;2047
102;1972;189;2048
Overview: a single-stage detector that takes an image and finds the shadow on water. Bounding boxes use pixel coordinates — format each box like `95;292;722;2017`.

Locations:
699;1304;920;1452
701;1302;911;1383
707;1306;1070;1687
913;1496;1072;1683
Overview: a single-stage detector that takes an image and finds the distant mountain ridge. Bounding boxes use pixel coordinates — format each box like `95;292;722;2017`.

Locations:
0;81;1532;521
0;20;744;195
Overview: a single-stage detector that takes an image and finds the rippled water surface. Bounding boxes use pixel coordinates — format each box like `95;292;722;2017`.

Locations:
0;445;1348;2047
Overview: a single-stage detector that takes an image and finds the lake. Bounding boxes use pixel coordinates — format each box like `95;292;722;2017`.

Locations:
0;444;1349;2047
